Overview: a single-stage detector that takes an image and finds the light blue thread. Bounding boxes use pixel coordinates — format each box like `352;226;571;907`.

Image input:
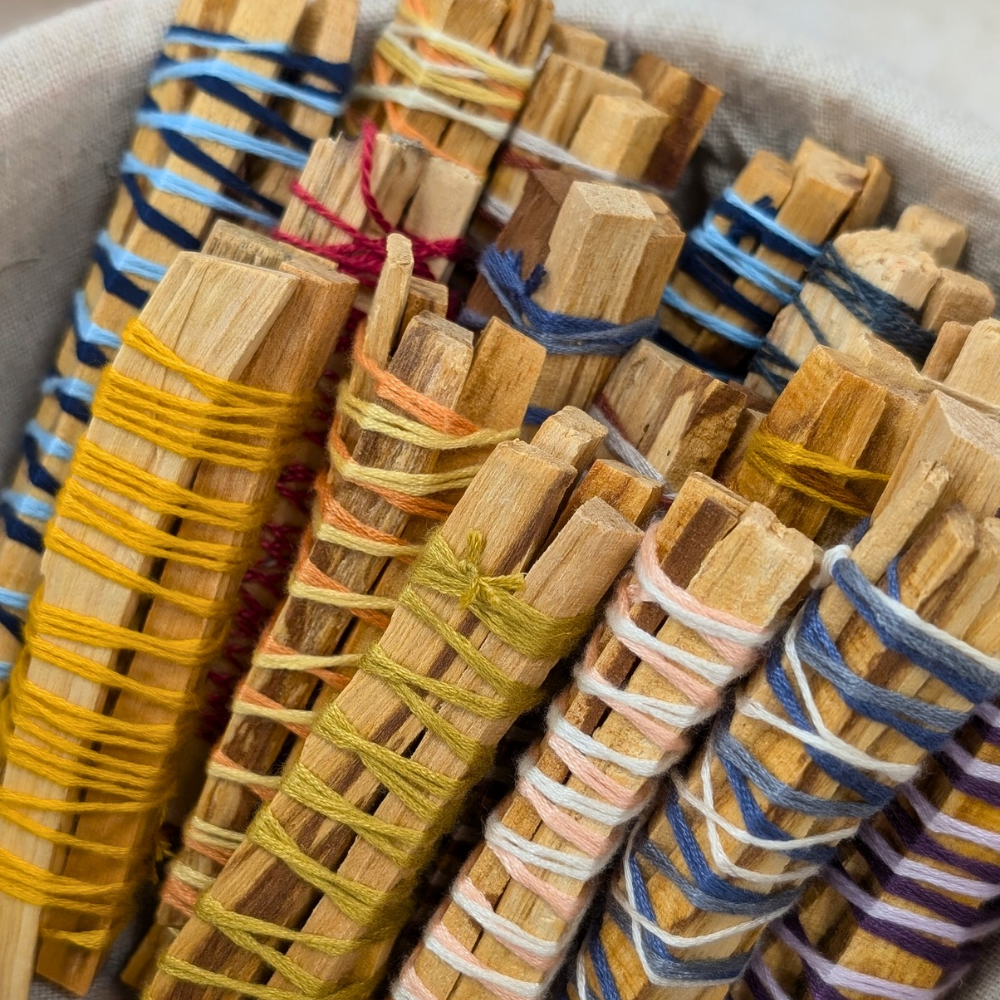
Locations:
26;421;74;463
660;286;765;350
1;490;55;523
95;230;168;284
73;291;122;352
121;153;277;229
718;189;820;261
41;375;96;406
149;59;344;117
0;588;30;611
689;225;802;305
0;662;13;682
164;27;294;54
134;110;309;169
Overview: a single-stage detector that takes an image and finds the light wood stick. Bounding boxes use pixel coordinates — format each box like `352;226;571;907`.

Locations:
147;425;638;1000
0;254;298;1000
0;0;354;678
598;339;749;492
402;477;818;1000
546;23;608;66
682;139;869;370
627;52;723;191
922;320;972;381
569;388;1000;1000
33;252;358;993
896;204;968;267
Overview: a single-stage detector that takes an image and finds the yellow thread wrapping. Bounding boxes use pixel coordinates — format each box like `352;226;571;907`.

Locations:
287;575;398;613
744;428;890;517
336;390;515;453
252;649;363;674
329;441;485;497
162;530;595;998
0;318;312;948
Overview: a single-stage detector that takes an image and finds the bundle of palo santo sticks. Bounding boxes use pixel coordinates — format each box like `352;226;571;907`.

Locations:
2;3;1000;1000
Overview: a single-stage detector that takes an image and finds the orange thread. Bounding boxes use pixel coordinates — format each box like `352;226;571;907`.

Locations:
161;877;198;916
314;474;418;560
209;748;277;802
294;548;394;631
233;685;312;740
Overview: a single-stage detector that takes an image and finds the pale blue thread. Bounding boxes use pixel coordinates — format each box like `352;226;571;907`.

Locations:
73;291;121;352
41;375;96;406
1;491;55;523
718;189;820;261
0;663;13;682
689;224;802;305
149;58;344;117
660;286;765;350
0;589;30;611
121;153;277;228
133;111;309;170
95;230;168;284
26;421;74;462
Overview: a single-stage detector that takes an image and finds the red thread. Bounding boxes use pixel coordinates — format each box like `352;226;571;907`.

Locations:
273;121;465;286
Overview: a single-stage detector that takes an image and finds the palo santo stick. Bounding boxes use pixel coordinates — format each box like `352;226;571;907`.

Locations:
662;139;885;370
749;229;993;399
0;253;298;1000
147;423;640;1000
568;389;1000;1000
595;339;749;492
468;175;683;416
732;347;894;541
896;204;968;267
135;250;545;982
355;0;552;180
396;477;818;1000
547;23;608;66
34;253;359;993
627;52;723;191
921;319;972;381
0;0;355;681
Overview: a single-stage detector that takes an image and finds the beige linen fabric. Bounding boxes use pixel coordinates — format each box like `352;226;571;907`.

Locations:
2;0;999;997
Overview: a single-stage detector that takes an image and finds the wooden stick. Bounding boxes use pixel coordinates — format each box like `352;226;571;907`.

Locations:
896;204;968;267
569;388;1000;1000
732;347;894;541
547;22;608;65
627;52;723;191
469;176;683;416
0;253;298;1000
133;250;546;984
147;419;641;1000
33;248;358;994
597;339;749;492
356;0;552;180
663;140;885;370
0;0;356;680
921;319;972;381
400;476;818;1000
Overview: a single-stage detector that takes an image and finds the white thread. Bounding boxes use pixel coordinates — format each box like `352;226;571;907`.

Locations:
546;700;669;779
586;403;666;484
748;951;795;1000
518;753;645;827
353;82;510;140
824;546;1000;679
485;814;598;882
386;20;535;86
939;738;1000;783
976;701;1000;727
685;747;826;889
576;664;713;732
451;878;564;963
633;552;779;650
606;597;739;688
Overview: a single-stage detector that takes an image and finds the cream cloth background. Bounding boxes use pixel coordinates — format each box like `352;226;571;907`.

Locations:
2;0;1000;997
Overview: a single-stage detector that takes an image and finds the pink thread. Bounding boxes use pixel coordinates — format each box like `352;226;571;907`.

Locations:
453;875;559;972
610;579;719;709
427;916;533;1000
489;842;585;924
634;525;771;668
274;121;466;286
517;768;617;861
546;731;650;812
398;955;439;1000
577;661;688;754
